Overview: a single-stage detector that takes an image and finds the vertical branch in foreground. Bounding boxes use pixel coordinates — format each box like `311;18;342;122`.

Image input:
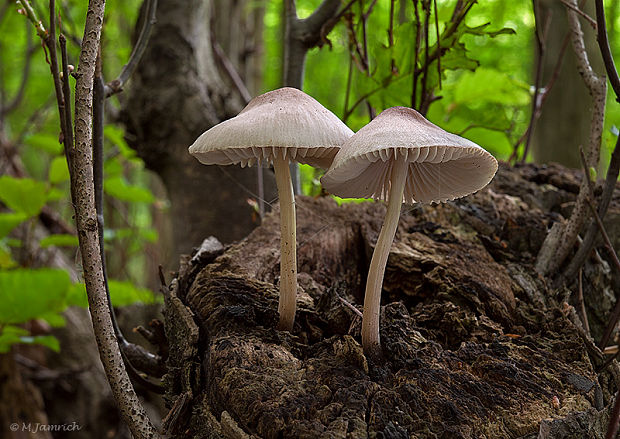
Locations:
69;1;159;437
535;0;606;276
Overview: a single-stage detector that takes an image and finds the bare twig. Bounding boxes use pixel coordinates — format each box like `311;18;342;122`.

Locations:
419;0;430;114
564;134;620;280
104;0;157;97
577;268;590;335
519;0;550;163
606;392;620;439
433;0;441;90
212;40;251;104
16;0;48;40
411;0;420;109
576;148;620;350
560;0;596;29
59;35;74;170
510;30;571;162
338;295;363;318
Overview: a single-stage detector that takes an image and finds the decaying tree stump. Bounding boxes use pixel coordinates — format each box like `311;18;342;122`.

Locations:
162;163;620;438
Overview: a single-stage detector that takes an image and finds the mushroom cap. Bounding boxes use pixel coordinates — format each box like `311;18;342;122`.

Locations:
321;107;498;203
188;87;353;169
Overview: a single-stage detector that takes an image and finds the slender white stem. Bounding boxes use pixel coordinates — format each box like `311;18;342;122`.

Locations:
273;154;297;331
361;156;409;360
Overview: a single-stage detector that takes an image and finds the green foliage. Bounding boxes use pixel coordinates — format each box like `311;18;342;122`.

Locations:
0;176;48;217
39;234;79;248
0;213;29;240
108;280;161;306
67;281;159;308
0;326;60;353
104;176;155;203
48;156;70;184
0;268;70;324
0;0;158;355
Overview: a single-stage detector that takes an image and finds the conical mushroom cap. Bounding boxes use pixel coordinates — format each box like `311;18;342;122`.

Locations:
188;87;353;169
321;107;498;203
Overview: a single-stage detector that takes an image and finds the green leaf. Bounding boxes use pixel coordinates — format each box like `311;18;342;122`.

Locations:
454;67;530;106
24;133;63;154
104;125;136;159
0;326;29;353
104;157;123;177
589;167;597;181
104;227;158;243
440;42;479;72
20;334;60;352
104;176;155;203
46;187;65;201
0;244;16;269
39;312;66;327
39;234;79;248
0;176;48;217
0;212;28;239
0;268;71;324
463;23;516;38
48;156;70;184
109;280;160;306
0;326;61;352
66;283;88;308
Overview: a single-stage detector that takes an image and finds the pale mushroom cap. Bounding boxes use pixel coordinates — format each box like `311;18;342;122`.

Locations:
188;87;353;169
321;107;498;203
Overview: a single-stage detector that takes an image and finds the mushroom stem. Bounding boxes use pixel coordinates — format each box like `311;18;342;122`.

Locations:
273;153;298;331
362;154;409;361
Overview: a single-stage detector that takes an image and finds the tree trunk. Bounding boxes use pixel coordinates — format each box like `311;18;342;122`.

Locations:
122;0;277;264
531;1;604;168
161;163;620;438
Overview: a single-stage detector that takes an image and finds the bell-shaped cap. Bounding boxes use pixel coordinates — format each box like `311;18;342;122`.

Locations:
321;107;498;203
188;87;353;169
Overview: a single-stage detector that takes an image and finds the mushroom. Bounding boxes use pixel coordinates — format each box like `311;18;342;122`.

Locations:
188;87;353;331
321;107;498;360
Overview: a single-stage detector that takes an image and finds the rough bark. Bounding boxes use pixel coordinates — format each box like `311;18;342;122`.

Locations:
161;163;620;438
122;0;277;263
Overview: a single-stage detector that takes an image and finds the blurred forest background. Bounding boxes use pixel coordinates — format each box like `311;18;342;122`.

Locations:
0;0;619;435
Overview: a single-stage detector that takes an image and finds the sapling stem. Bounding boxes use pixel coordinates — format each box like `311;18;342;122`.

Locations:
362;154;409;360
273;153;297;331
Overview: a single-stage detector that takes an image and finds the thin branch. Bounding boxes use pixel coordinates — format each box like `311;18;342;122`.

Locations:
59;35;74;170
411;0;420;108
433;0;441;90
577;268;590;335
520;1;550;163
16;0;48;40
595;0;620;102
564;133;620;281
212;40;252;104
560;0;596;29
510;5;572;162
104;0;157;98
606;391;620;439
69;0;160;436
576;148;620;349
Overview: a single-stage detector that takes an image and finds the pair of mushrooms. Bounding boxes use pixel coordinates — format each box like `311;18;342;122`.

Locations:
189;87;497;360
